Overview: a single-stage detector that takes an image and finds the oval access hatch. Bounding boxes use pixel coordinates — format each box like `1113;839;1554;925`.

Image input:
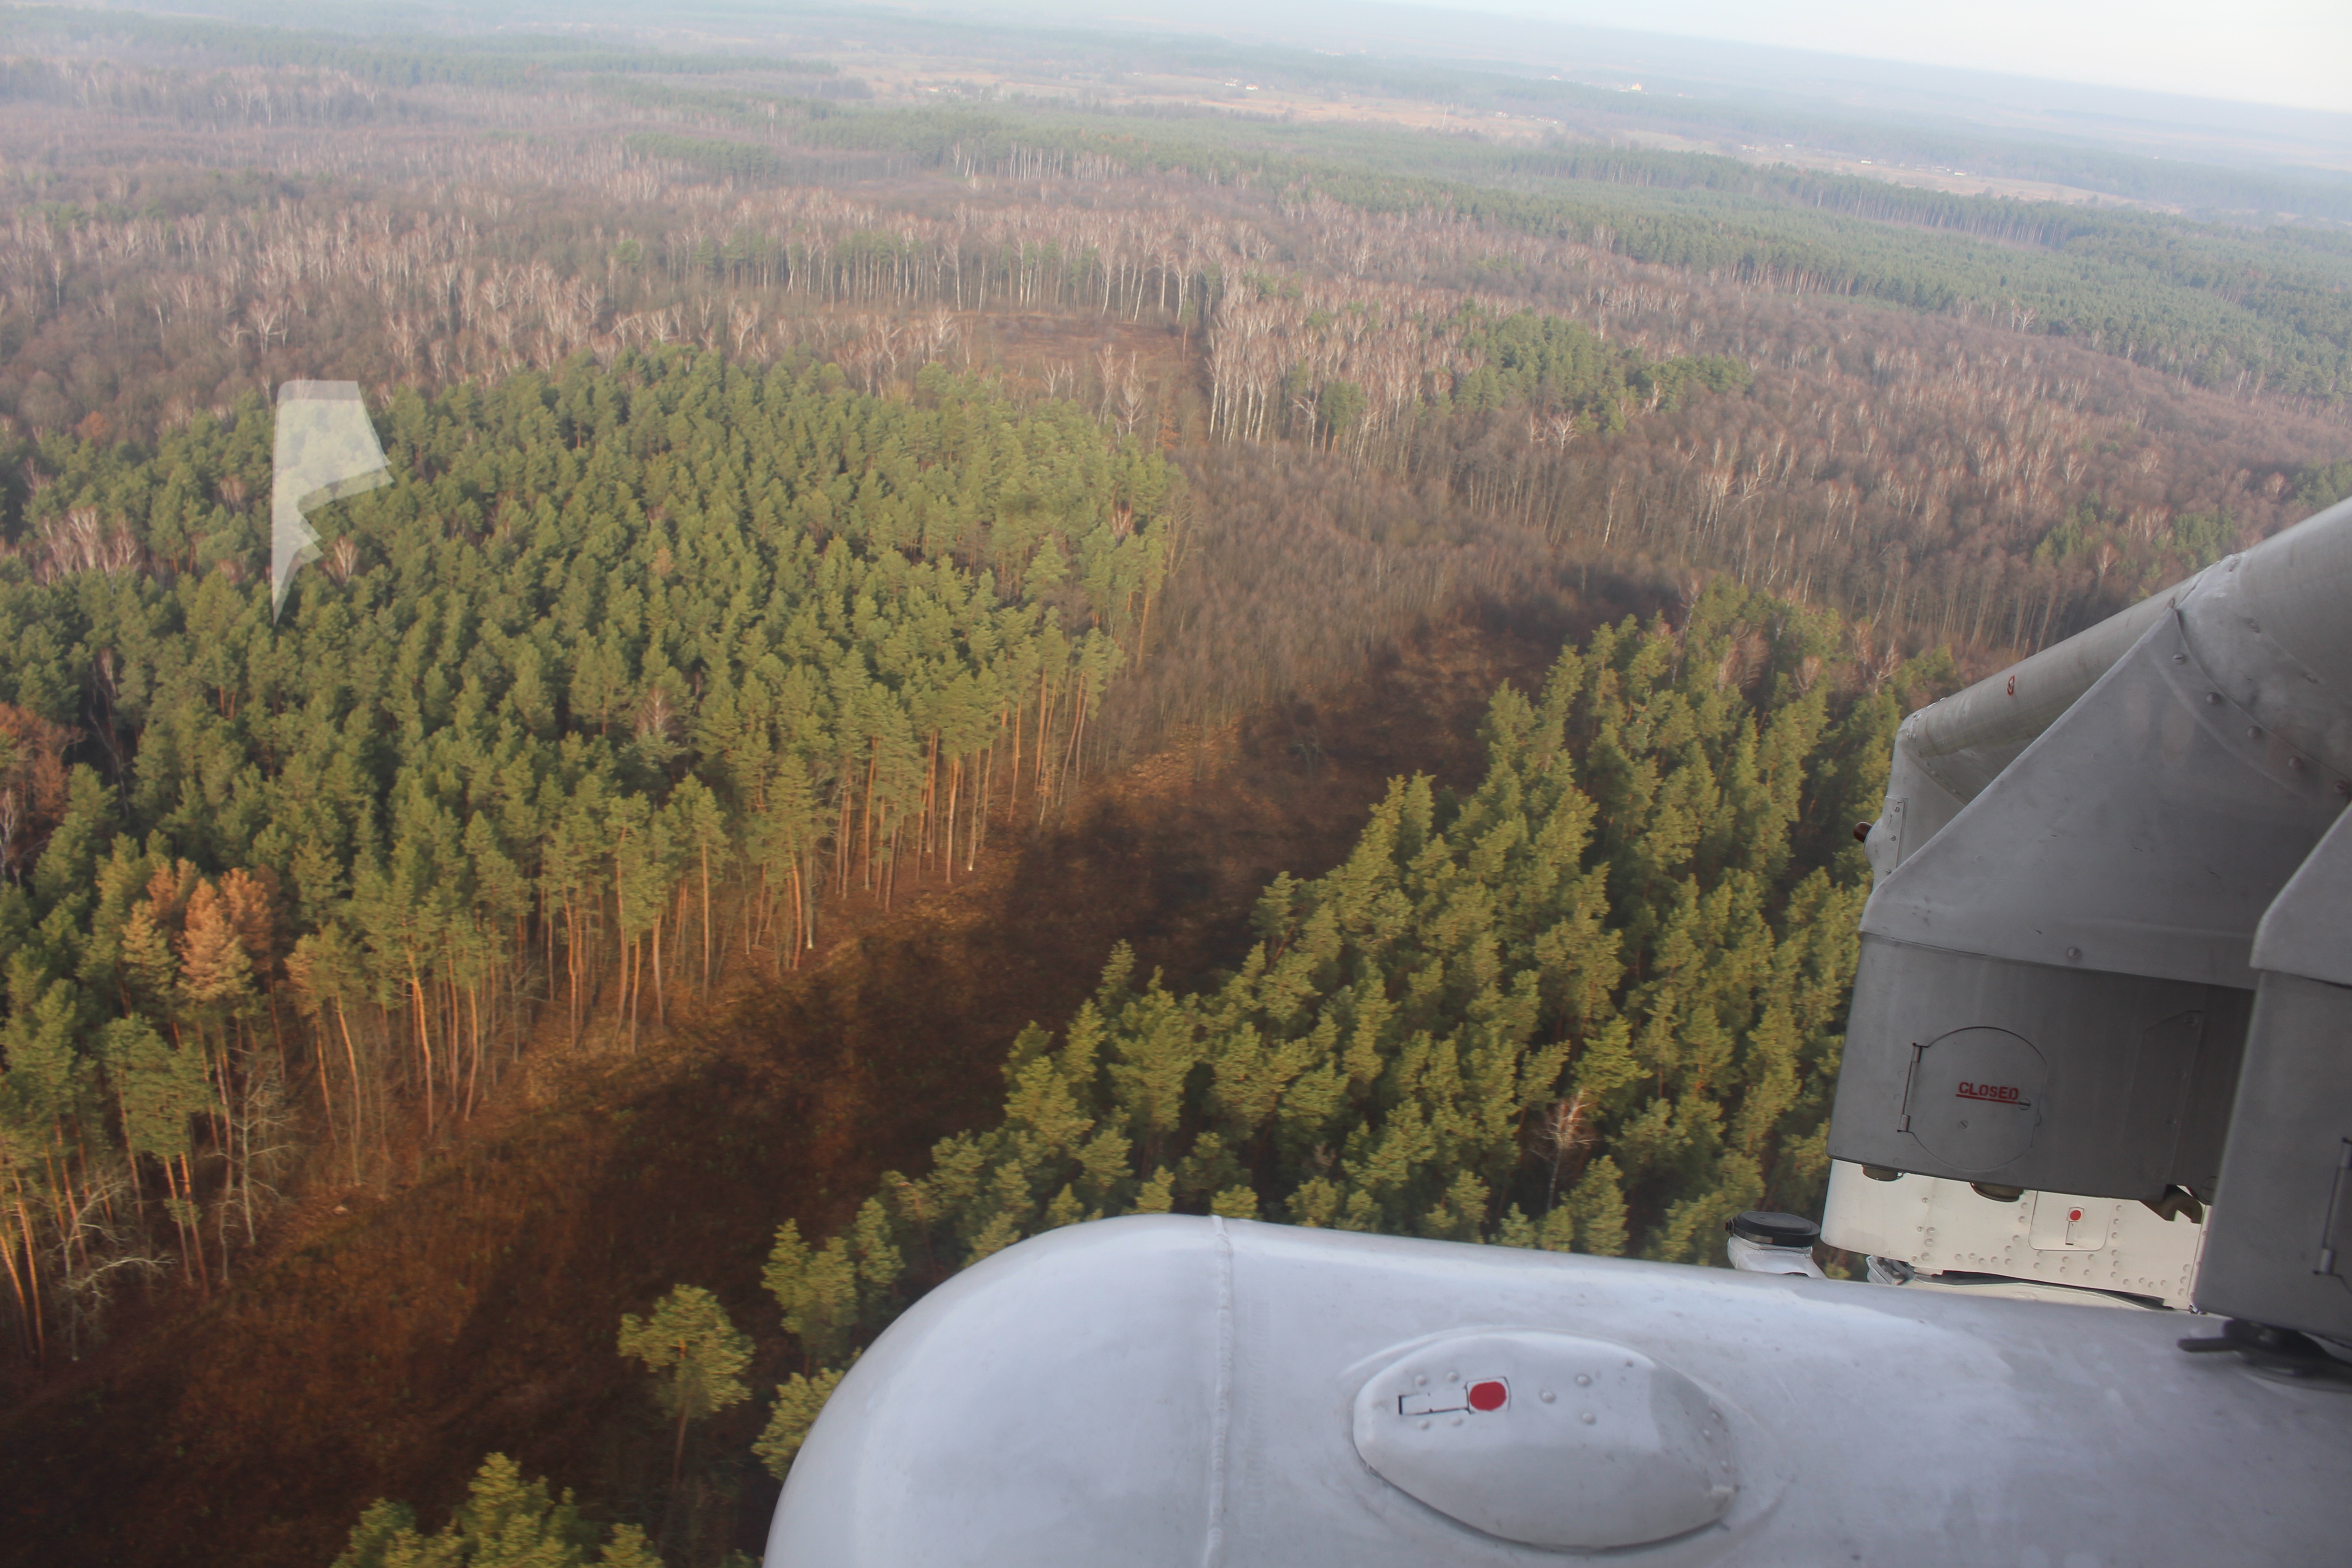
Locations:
1352;1330;1739;1550
1908;1025;2047;1172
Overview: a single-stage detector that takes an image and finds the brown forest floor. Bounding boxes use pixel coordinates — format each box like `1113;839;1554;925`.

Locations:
0;601;1630;1568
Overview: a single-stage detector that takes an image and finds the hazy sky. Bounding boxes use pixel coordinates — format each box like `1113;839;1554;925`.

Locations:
1436;0;2352;114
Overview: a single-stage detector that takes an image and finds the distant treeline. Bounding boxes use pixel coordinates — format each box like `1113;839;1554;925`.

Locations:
7;9;2349;402
635;104;2352;402
903;113;2346;400
0;7;839;84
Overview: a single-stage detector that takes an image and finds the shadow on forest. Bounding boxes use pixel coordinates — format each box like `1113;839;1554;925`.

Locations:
0;598;1649;1568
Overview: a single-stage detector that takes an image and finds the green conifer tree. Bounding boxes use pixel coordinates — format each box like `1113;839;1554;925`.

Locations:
616;1284;753;1496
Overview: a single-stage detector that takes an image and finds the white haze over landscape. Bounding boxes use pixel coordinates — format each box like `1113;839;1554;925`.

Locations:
933;0;2352;160
1430;0;2352;115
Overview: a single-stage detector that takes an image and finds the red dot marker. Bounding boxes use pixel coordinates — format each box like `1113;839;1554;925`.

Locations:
1467;1380;1509;1412
2068;1208;2083;1222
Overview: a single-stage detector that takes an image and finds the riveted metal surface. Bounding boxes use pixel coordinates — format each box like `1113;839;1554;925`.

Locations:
1836;600;2347;1200
1841;495;2352;1303
1889;493;2352;814
1830;939;2248;1198
1821;1161;2208;1305
1859;617;2342;989
2226;493;2352;720
2176;560;2352;789
2194;740;2352;1339
1351;1331;1738;1550
2198;971;2352;1342
2252;795;2352;989
1899;580;2192;804
768;1217;2352;1567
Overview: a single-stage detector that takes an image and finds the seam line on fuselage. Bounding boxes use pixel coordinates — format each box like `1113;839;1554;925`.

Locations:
1202;1215;1235;1568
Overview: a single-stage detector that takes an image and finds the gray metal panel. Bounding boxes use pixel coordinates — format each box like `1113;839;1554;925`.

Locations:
2254;800;2352;989
1842;490;2352;1299
1820;1161;2209;1304
774;1217;1225;1567
1890;491;2352;814
1829;936;2248;1199
1834;490;2352;1341
2176;542;2352;780
1861;614;2343;988
1861;737;1963;882
2196;971;2352;1342
770;1217;2352;1567
1901;576;2194;804
2230;492;2352;724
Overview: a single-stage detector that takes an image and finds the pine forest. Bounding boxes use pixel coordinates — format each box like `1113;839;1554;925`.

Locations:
0;7;2346;1566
